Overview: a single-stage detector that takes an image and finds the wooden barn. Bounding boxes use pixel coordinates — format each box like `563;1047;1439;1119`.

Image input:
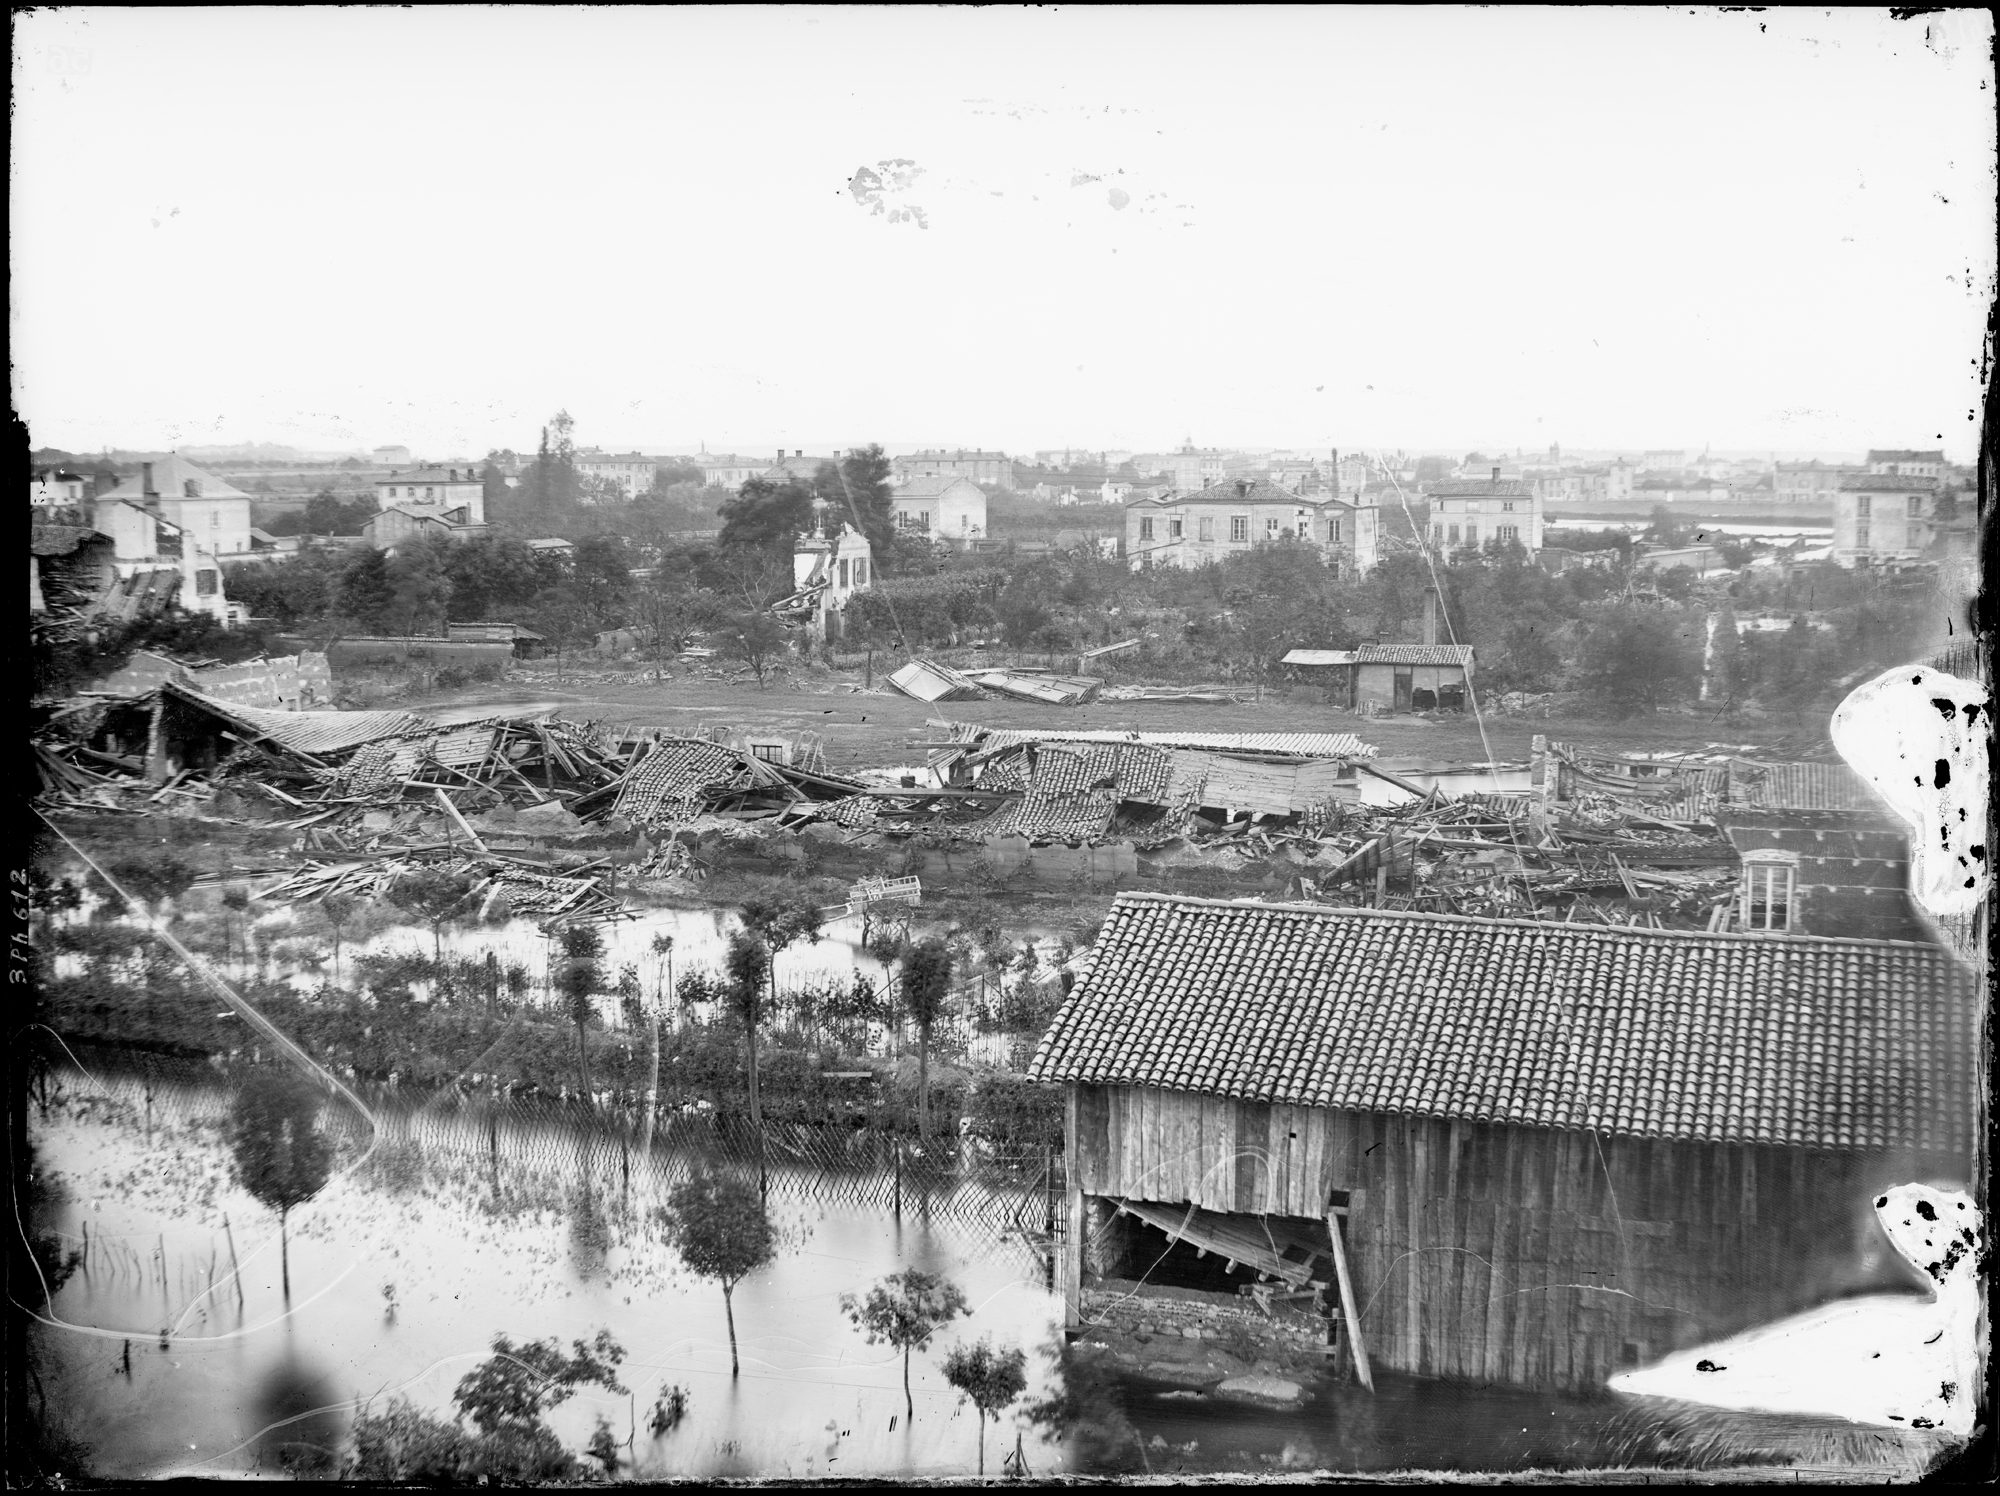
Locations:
1029;893;1978;1393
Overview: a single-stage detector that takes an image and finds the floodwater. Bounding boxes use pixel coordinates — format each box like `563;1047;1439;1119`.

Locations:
29;1069;1067;1481
29;1070;1961;1481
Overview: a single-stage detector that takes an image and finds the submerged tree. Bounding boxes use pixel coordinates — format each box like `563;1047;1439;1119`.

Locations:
452;1329;627;1437
900;938;955;1143
660;1168;776;1377
556;922;606;1106
940;1336;1029;1476
389;868;477;966
723;928;772;1131
225;1067;334;1299
839;1268;970;1423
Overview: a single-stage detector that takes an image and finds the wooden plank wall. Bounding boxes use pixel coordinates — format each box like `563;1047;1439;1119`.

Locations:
1073;1085;1967;1392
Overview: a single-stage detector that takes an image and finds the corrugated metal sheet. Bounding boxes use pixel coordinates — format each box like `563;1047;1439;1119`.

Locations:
164;680;431;755
1281;649;1356;666
960;725;1377;761
888;659;984;702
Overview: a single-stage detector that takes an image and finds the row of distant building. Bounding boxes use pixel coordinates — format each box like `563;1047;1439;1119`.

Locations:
29;441;1965;629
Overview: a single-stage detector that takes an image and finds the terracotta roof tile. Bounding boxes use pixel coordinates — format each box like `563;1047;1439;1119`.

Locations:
1028;893;1975;1153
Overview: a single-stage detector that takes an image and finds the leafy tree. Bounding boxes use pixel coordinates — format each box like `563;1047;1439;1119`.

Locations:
453;1328;627;1435
301;489;375;537
717;474;815;553
900;937;954;1142
839;1269;970;1422
384;532;455;636
660;1168;777;1376
724;607;790;688
740;895;823;1046
321;892;357;980
225;1067;334;1299
816;445;898;566
557;923;606;1105
389;868;477;965
574;532;633;598
578;474;628;507
444;534;543;622
1576;606;1703;716
335;547;396;632
526;583;602;679
346;1396;573;1483
223;553;338;624
636;570;724;680
939;1336;1029;1476
96;851;198;920
1645;503;1686;548
723;929;772;1130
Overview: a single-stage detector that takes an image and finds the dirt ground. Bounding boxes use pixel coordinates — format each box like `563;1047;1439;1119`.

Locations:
398;666;1811;772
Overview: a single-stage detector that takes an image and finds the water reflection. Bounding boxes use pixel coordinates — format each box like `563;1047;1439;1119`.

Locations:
253;1336;344;1476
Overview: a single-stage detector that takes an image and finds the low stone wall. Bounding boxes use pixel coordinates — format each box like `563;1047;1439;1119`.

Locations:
1083;1278;1327;1351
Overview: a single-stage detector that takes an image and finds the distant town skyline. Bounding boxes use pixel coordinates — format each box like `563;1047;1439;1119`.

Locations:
30;437;1968;469
15;8;1992;466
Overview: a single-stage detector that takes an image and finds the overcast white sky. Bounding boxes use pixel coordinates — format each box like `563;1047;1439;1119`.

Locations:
12;7;1995;462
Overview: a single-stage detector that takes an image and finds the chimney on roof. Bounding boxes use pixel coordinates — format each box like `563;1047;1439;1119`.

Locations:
1422;589;1439;648
795;450;803;459
142;462;156;498
1492;466;1501;484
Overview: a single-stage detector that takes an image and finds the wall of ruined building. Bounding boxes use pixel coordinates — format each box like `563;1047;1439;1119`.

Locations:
183;651;335;709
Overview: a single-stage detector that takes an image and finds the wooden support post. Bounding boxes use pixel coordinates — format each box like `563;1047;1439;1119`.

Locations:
1326;1209;1373;1392
433;787;489;853
1063;1085;1083;1336
1374;863;1388;908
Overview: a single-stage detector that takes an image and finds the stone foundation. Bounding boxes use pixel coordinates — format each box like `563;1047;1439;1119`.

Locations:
1082;1277;1328;1353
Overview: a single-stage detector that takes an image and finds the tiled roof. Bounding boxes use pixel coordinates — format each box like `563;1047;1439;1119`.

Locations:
365;506;454;528
162;680;432;756
1028;893;1976;1153
97;454;252;503
1717;810;1909;890
1838;475;1937;492
895;475;982;498
1352;644;1474;667
1426;478;1535;498
29;523;107;557
377;467;481;484
961;726;1377;761
1865;450;1944;463
1724;759;1881;812
611;738;754;825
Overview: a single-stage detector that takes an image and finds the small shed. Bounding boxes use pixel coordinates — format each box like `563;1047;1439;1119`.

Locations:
1030;893;1977;1392
448;621;545;658
1285;645;1474;712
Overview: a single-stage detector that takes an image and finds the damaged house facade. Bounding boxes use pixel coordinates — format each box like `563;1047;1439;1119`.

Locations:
1033;892;1977;1392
